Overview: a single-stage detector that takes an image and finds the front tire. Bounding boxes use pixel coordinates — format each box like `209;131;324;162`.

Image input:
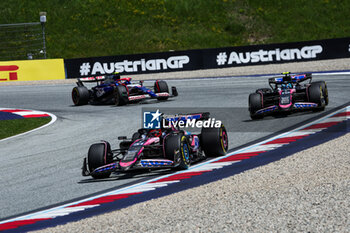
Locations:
308;83;326;111
72;86;90;106
88;141;113;179
201;124;228;157
165;134;191;170
312;81;328;105
154;80;169;100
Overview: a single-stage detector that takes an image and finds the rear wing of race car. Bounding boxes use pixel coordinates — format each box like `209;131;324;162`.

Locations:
268;73;312;88
76;76;133;87
76;76;105;86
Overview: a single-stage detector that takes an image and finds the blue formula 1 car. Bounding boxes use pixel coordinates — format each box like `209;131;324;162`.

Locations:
82;112;228;179
248;72;329;120
72;74;178;106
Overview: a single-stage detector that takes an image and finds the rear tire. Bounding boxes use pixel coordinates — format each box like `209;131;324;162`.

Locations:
72;86;90;106
308;83;325;111
114;85;129;106
249;93;263;120
165;134;190;170
88;142;112;179
201;124;228;157
154;80;169;100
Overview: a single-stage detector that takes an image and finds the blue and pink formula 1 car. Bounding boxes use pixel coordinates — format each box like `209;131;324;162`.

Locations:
248;72;329;120
82;113;228;179
72;74;178;106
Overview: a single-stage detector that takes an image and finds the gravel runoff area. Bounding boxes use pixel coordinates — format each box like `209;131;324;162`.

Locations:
35;132;350;233
31;58;349;233
1;57;350;86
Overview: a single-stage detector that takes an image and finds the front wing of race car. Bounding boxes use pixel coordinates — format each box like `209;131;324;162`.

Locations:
82;158;175;177
254;102;319;116
128;92;171;101
127;86;178;102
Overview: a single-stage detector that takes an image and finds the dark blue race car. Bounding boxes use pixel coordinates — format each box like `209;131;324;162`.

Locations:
248;72;329;119
72;74;178;106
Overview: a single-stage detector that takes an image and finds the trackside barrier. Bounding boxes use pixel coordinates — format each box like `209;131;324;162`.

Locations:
0;59;65;82
64;37;350;78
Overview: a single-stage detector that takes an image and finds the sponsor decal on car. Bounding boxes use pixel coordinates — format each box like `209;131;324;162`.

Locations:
79;76;105;81
155;93;170;97
129;95;148;101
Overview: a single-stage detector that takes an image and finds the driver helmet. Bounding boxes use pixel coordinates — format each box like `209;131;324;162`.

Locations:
112;72;121;81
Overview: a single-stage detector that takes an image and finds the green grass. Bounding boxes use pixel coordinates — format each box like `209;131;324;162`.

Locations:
1;0;350;59
0;117;51;140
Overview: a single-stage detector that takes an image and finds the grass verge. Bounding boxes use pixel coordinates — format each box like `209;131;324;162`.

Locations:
1;0;350;59
0;117;51;140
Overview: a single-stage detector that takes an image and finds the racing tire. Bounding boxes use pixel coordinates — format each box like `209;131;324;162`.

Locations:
72;86;90;106
201;124;228;157
164;134;191;170
249;93;264;120
308;83;326;111
312;81;328;105
154;80;169;100
114;85;129;106
88;141;113;179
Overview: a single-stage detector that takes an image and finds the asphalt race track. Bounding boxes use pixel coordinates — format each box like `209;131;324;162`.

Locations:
0;74;349;220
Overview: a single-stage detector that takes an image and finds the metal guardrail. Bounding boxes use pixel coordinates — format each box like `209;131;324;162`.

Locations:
0;13;47;61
